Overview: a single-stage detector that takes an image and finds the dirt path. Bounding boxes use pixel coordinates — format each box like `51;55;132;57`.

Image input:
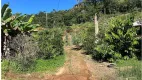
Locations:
44;45;116;80
44;46;94;80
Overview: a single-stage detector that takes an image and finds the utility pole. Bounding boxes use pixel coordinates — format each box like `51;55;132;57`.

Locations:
94;13;98;36
46;11;48;27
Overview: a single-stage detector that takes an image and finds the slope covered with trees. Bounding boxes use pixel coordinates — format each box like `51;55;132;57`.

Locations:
23;0;142;27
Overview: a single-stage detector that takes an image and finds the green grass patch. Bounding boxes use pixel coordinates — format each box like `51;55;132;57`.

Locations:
33;54;65;73
116;59;142;80
2;54;65;75
1;60;10;78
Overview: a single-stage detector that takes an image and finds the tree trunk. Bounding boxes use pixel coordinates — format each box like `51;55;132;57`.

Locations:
2;35;10;60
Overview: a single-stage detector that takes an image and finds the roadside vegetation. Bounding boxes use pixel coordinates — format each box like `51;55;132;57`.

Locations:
1;4;65;79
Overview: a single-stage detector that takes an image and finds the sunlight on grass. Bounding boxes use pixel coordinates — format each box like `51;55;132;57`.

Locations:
33;54;65;73
116;59;142;80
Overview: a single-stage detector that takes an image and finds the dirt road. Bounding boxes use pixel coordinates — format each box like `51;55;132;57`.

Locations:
45;46;93;80
44;45;116;80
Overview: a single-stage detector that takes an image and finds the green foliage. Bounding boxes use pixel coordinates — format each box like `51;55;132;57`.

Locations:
1;4;39;37
95;14;140;62
37;28;64;59
23;0;141;28
10;14;39;33
72;33;81;45
2;60;9;71
34;54;65;72
83;27;96;54
1;3;12;20
1;4;13;36
116;59;142;80
71;22;93;46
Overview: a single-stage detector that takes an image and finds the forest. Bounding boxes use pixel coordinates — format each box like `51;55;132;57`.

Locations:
1;0;142;80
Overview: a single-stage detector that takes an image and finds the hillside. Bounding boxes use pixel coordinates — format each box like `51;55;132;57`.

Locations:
1;0;142;80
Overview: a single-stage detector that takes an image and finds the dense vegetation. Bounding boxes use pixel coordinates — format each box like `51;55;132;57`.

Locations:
1;4;65;75
70;12;141;61
37;28;64;59
23;0;142;28
95;14;140;62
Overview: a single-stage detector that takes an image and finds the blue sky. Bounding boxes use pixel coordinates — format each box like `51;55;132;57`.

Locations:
2;0;77;14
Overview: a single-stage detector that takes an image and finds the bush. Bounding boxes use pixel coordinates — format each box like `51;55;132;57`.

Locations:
9;34;39;72
95;14;140;62
37;28;64;59
83;27;96;54
70;22;95;48
71;30;86;46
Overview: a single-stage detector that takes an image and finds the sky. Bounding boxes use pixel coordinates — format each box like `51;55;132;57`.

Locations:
1;0;78;14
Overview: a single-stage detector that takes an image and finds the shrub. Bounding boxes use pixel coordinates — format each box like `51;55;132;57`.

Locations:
8;34;39;72
83;27;96;54
37;28;64;59
71;31;85;46
70;22;94;48
95;14;140;62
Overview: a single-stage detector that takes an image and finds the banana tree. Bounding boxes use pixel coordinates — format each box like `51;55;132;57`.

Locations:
1;4;40;59
1;3;13;59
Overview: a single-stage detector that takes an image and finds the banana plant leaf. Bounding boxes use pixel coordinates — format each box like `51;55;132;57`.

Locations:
2;8;12;20
1;4;9;17
28;15;35;24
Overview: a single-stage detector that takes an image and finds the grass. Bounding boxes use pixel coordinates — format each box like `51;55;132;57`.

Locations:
33;54;65;73
2;54;65;78
1;60;10;79
116;59;142;80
